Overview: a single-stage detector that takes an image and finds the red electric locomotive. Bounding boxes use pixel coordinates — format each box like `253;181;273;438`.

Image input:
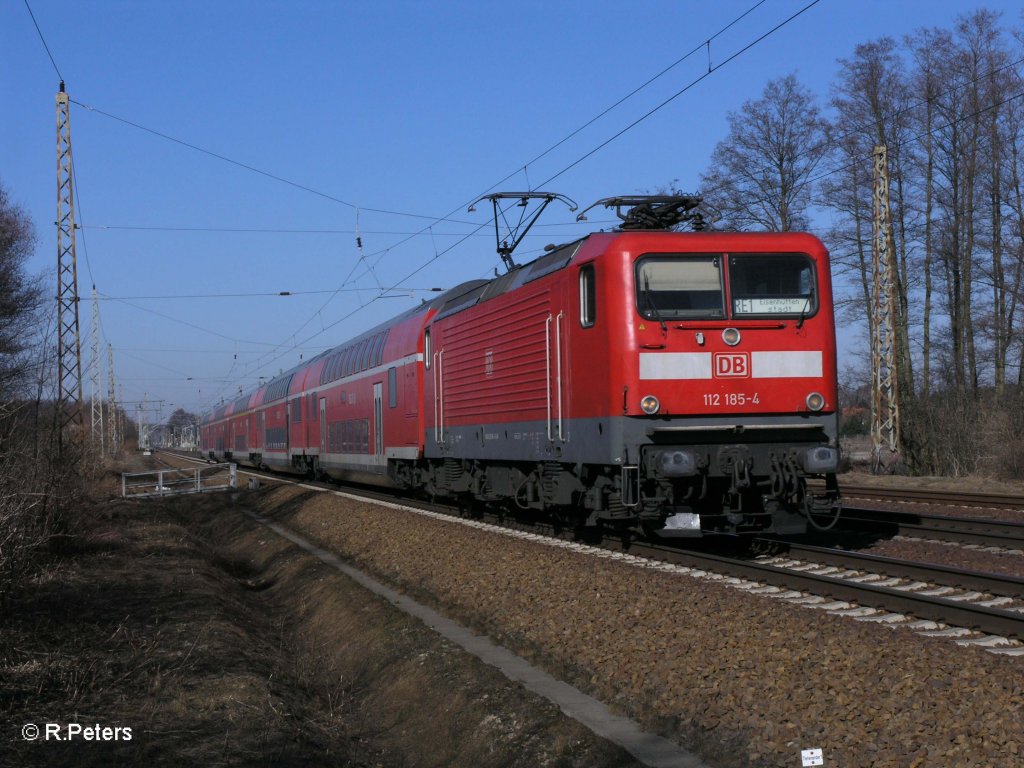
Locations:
201;195;841;536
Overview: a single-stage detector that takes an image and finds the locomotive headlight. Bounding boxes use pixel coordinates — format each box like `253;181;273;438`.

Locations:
805;392;826;412
640;395;660;414
722;327;741;346
658;450;698;477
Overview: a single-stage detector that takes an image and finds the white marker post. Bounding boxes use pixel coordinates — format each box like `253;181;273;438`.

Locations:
801;748;824;766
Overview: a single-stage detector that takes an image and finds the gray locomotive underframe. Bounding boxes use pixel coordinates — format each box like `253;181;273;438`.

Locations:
411;411;840;533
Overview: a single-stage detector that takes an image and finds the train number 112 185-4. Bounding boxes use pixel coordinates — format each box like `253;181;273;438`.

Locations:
703;392;759;407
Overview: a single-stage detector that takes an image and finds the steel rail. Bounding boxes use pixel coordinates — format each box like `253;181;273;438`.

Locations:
621;540;1024;641
762;541;1024;599
840;485;1024;510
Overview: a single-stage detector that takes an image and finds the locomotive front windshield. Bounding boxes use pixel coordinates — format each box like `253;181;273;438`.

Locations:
635;252;815;320
729;254;815;317
636;255;725;319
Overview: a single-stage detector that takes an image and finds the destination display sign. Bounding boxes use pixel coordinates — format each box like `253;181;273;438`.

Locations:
733;297;810;314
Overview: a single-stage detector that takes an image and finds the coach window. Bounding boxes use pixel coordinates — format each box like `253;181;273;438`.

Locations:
369;335;379;368
388;367;398;408
359;339;372;371
424;329;432;369
579;264;596;328
365;336;378;370
375;333;386;367
368;334;380;368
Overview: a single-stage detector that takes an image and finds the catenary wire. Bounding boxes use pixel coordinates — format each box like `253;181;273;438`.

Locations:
22;0;63;81
64;2;782;401
537;0;824;189
92;287;442;300
69;99;480;226
201;1;827;407
37;0;796;410
82;221;608;234
26;1;815;408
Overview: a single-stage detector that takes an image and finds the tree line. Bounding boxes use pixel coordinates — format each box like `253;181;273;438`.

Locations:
697;8;1024;477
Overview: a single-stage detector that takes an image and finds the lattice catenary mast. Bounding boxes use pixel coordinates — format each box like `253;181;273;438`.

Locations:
90;286;104;455
107;343;119;453
870;145;901;470
118;384;125;448
56;82;85;453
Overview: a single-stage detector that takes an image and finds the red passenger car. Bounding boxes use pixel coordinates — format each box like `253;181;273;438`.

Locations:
202;196;840;536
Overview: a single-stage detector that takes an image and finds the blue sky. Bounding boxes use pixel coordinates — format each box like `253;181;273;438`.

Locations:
4;0;1022;420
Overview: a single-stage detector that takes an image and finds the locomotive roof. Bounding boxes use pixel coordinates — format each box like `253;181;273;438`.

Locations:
430;228;828;324
433;238;586;323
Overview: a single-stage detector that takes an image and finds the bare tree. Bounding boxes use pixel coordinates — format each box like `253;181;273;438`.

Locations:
824;38;917;402
905;27;951;397
817;13;1024;475
0;182;83;602
0;181;45;400
699;74;829;231
166;407;198;429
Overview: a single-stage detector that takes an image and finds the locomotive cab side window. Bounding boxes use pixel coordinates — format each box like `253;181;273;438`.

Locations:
635;255;724;320
729;253;816;317
579;264;596;327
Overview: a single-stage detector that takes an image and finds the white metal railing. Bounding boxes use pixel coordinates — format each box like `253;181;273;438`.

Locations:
121;463;237;498
433;349;444;443
545;312;565;441
556;310;563;440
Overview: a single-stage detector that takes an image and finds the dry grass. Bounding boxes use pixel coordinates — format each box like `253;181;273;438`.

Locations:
0;474;635;768
0;417;76;607
0;492;378;767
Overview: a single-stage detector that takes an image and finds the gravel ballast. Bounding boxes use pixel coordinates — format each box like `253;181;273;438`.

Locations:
251;486;1023;768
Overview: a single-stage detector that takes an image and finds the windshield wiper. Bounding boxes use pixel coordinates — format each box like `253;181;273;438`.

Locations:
642;273;668;334
796;294;812;329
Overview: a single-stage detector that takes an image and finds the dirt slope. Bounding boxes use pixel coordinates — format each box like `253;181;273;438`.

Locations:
0;490;639;768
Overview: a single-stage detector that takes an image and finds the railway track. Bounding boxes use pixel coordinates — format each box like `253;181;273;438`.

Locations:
763;541;1024;598
750;541;1024;636
605;537;1024;647
152;451;1024;652
838;505;1024;549
840;484;1024;511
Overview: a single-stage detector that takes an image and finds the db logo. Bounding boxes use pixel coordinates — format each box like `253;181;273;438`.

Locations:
714;352;750;378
